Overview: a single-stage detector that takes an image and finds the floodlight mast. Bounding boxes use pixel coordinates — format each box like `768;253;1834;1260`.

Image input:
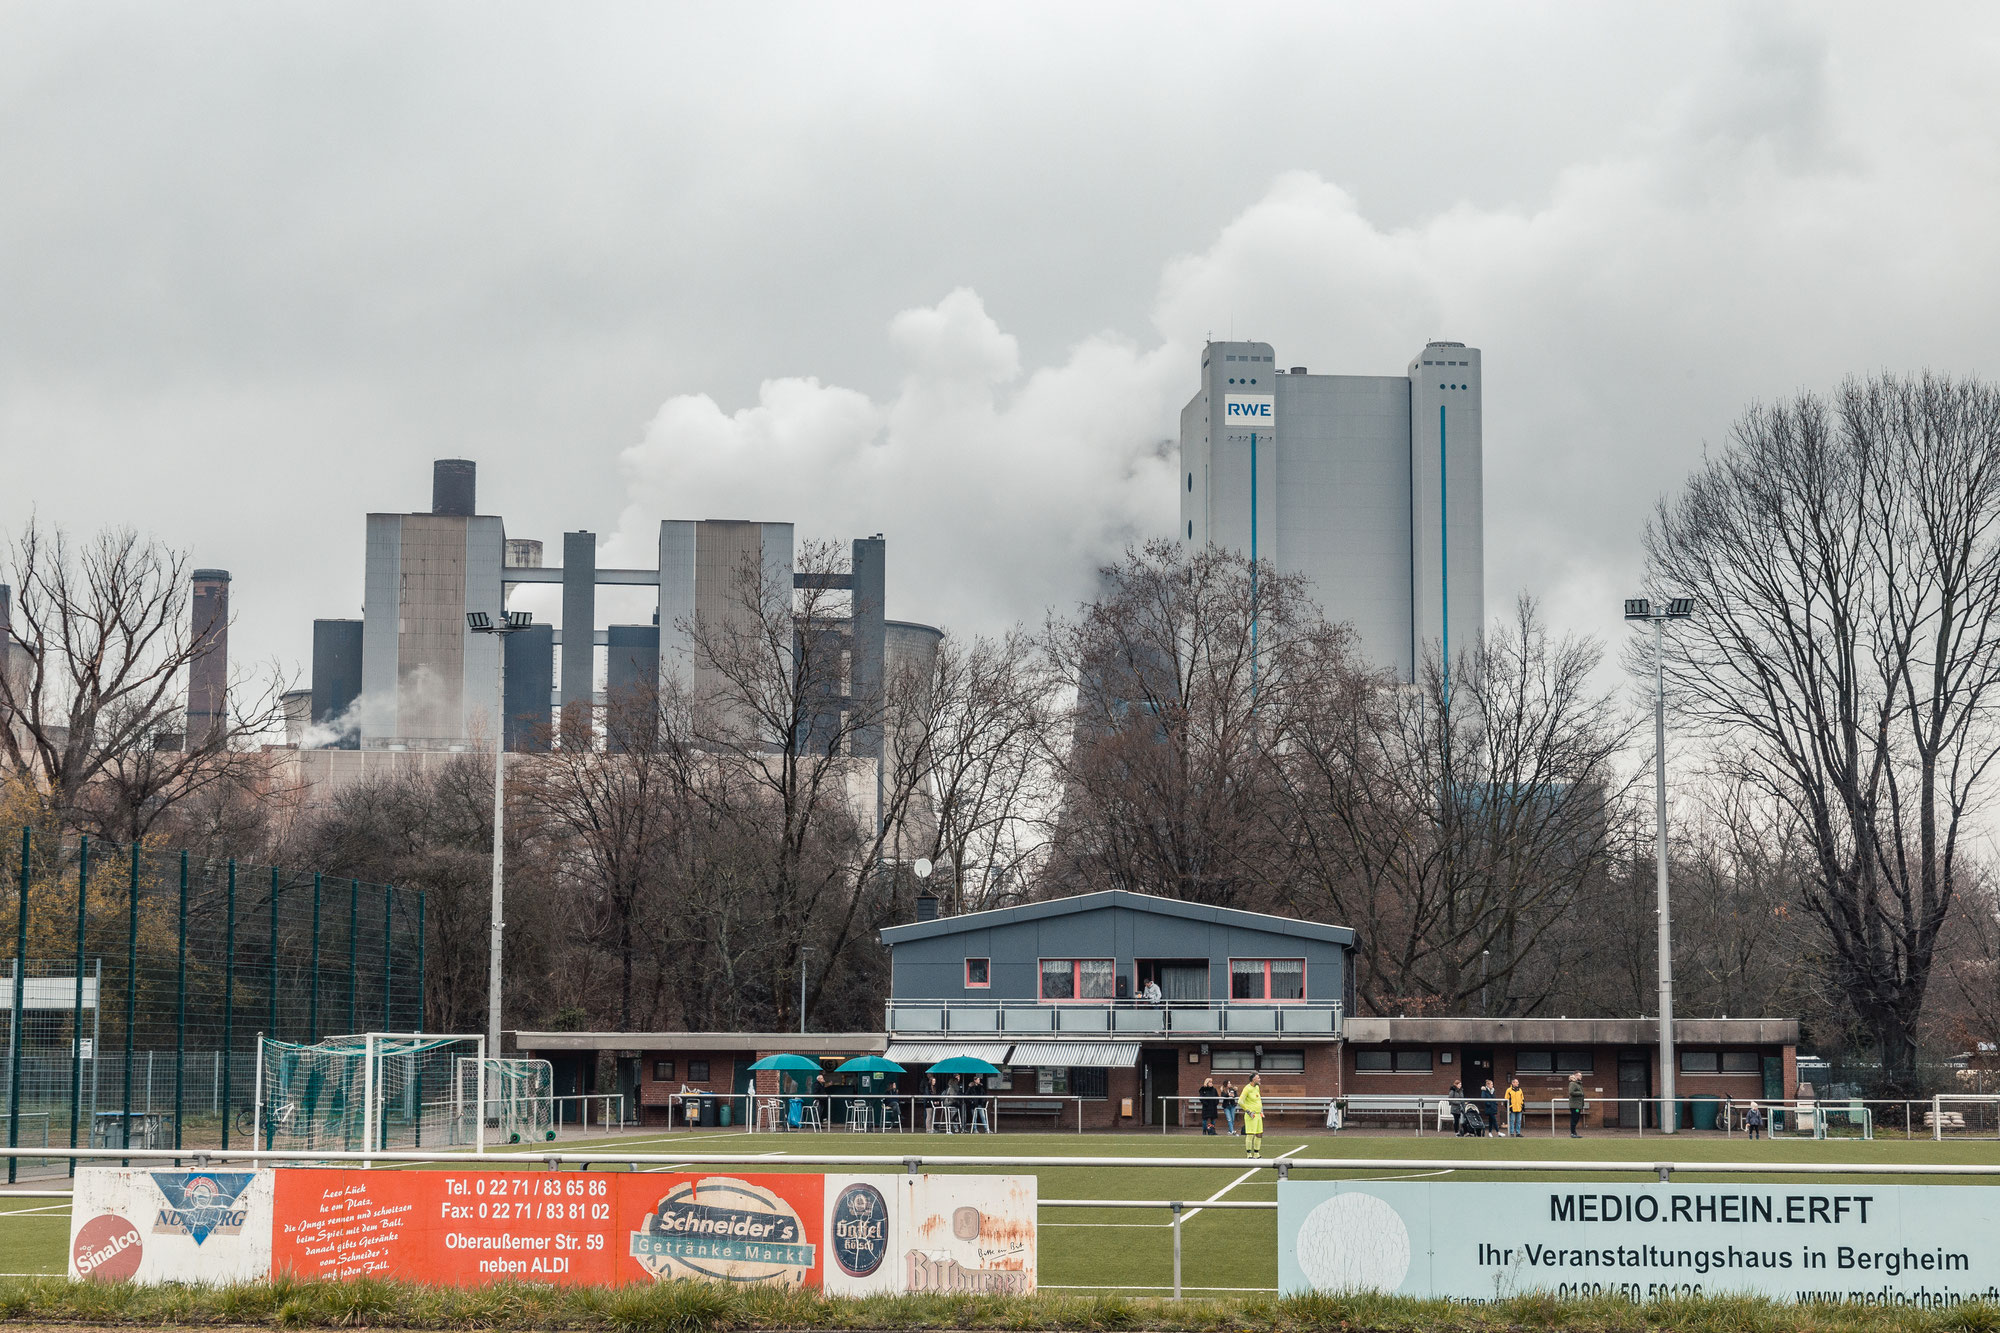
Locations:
466;610;535;1061
1624;595;1697;1133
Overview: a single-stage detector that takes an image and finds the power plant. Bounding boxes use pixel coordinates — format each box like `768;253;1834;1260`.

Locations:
287;460;939;797
1180;340;1485;679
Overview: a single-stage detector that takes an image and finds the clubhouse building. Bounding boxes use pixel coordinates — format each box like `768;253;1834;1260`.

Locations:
511;891;1798;1132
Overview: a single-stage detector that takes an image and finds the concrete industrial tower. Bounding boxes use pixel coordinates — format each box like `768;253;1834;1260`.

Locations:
1178;340;1484;680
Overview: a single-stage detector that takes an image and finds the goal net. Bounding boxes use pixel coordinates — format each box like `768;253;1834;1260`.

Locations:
457;1057;556;1144
257;1033;486;1153
1930;1094;2000;1139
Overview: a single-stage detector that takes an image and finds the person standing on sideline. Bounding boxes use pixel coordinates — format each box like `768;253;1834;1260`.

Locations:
1221;1080;1239;1135
1479;1079;1501;1138
1505;1077;1527;1138
1567;1073;1587;1138
1745;1102;1765;1140
1198;1078;1220;1136
1239;1073;1266;1158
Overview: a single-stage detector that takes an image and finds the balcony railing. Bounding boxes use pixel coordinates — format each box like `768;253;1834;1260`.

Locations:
884;997;1344;1038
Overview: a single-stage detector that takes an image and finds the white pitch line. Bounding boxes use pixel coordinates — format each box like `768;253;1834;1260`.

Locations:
1179;1144;1303;1224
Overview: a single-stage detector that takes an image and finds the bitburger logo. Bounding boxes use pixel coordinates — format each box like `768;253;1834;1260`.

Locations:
72;1214;144;1282
150;1172;256;1245
630;1177;815;1286
831;1183;890;1277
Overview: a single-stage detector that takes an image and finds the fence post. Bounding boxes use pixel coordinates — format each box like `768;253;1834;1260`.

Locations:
1171;1200;1183;1299
69;835;89;1175
308;872;321;1042
222;859;235;1151
173;851;187;1154
382;886;393;1030
268;868;280;1042
347;879;358;1034
9;826;28;1184
416;891;426;1035
123;841;138;1157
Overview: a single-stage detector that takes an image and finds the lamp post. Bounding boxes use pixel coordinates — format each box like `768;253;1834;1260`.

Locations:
1623;595;1697;1133
466;609;534;1060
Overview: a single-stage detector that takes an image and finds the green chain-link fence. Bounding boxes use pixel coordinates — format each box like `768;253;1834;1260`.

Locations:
2;828;424;1179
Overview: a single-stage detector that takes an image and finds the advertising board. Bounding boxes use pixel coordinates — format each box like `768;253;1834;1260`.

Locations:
1223;395;1274;427
69;1166;1035;1295
68;1168;275;1285
1280;1181;2000;1307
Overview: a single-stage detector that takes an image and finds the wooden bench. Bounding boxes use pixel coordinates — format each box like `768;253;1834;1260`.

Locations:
995;1100;1064;1120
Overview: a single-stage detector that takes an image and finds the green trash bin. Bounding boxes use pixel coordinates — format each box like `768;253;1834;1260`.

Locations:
1690;1094;1721;1131
720;1101;733;1128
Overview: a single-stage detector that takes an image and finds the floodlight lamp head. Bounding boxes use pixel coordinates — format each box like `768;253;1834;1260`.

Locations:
1623;598;1651;620
506;610;533;629
1666;597;1698;618
465;611;492;632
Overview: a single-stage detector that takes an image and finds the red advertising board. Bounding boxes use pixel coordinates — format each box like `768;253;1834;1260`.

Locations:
270;1170;826;1289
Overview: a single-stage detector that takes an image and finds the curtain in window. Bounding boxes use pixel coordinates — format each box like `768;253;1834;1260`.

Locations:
1230;959;1264;1000
1269;959;1304;1000
1040;960;1074;1000
1159;964;1209;1001
1079;959;1115;999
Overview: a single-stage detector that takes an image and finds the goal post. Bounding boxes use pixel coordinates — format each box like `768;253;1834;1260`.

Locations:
258;1033;486;1158
457;1057;556;1145
1930;1094;2000;1140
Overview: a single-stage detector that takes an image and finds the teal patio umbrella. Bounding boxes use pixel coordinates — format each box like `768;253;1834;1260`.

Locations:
834;1056;905;1074
926;1056;1002;1076
746;1054;824;1073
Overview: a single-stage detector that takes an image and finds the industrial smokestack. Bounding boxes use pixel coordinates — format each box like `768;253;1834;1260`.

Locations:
432;459;476;517
185;569;231;749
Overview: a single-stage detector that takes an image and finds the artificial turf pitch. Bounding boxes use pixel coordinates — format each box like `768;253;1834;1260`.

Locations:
5;1130;1998;1291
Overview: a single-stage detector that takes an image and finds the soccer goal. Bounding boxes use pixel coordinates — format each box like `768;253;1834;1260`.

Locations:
1930;1094;2000;1140
456;1057;556;1144
256;1033;487;1155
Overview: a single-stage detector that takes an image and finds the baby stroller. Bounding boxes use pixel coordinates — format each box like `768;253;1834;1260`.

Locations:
1456;1102;1489;1137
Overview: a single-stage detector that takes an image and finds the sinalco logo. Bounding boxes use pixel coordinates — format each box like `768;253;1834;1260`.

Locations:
150;1172;257;1245
630;1177;816;1286
72;1214;144;1282
832;1183;890;1277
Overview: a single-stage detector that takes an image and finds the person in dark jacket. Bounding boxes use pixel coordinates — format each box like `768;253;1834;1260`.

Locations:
1479;1079;1501;1139
1446;1080;1465;1134
1198;1078;1220;1135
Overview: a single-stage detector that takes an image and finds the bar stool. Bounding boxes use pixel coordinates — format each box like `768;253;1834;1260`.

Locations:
847;1100;871;1132
969;1104;991;1134
758;1099;785;1133
879;1099;903;1132
798;1101;823;1132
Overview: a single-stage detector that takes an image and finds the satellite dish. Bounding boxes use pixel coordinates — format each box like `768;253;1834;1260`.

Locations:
913;858;934;879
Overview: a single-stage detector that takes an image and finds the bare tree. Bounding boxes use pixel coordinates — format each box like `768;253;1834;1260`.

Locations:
1647;373;2000;1094
684;540;942;1029
1276;598;1635;1015
0;520;288;842
1043;540;1343;906
901;629;1055;914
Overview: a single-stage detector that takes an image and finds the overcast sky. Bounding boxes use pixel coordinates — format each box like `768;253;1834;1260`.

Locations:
6;2;2000;689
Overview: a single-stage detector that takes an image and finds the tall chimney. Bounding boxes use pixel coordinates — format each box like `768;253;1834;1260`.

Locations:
432;459;477;517
185;569;231;748
915;890;939;923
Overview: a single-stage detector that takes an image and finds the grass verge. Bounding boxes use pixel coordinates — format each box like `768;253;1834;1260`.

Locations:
0;1278;1998;1332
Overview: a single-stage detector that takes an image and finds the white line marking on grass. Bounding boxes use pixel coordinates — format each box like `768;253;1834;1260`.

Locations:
1180;1144;1302;1223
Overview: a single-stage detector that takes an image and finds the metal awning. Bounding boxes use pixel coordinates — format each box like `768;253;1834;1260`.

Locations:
884;1042;1015;1064
1003;1042;1141;1068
